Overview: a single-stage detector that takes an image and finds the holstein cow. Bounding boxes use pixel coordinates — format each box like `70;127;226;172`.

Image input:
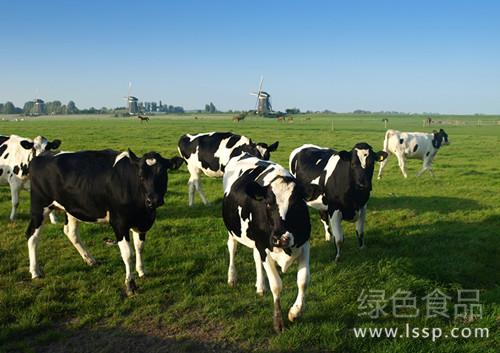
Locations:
377;129;449;179
0;134;61;221
178;132;279;206
289;144;387;261
25;149;183;295
222;153;316;333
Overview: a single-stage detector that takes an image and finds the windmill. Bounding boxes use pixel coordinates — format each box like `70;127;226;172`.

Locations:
123;82;139;115
250;76;272;115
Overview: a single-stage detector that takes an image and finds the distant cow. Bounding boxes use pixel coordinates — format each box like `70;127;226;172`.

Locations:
177;132;279;206
0;135;61;221
289;144;387;261
137;115;150;123
25;149;183;295
377;129;449;178
223;153;316;332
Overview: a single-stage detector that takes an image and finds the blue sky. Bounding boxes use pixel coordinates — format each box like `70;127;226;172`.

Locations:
1;0;499;113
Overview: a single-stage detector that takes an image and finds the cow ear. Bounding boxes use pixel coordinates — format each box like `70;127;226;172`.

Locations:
47;139;61;150
20;140;34;150
375;151;388;162
302;184;321;201
268;141;279;152
164;156;184;170
245;181;268;201
128;149;140;163
432;130;438;134
338;150;351;161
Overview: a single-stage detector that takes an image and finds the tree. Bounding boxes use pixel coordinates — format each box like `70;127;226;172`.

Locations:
3;101;17;114
23;101;35;114
67;100;78;114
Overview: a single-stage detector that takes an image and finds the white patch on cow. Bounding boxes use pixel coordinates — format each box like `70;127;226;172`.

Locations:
51;201;66;211
311;175;321;185
324;154;341;183
315;159;322;165
270;177;295;220
355;148;370;169
233;206;256;248
146;158;156;166
256;145;267;157
187;132;216;142
214;136;248;168
96;211;110;223
113;151;130;166
266;245;302;273
307;194;327;211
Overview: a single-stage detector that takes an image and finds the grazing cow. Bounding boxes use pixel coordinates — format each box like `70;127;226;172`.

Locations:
25;149;183;295
289;144;387;261
0;135;61;221
223;153;316;332
377;129;449;179
177;132;279;206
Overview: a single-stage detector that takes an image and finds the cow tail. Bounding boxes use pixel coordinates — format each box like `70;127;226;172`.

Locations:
383;130;391;152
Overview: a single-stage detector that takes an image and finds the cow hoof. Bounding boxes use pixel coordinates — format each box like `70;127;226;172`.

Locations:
273;315;285;333
377;176;381;180
288;306;302;322
84;256;97;266
256;289;265;297
334;256;341;263
137;270;146;278
125;279;137;297
227;278;237;287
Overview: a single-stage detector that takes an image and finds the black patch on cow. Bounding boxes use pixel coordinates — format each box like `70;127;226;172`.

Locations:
226;134;241;149
399;138;404;144
4;153;9;159
0;136;9;145
0;145;7;158
413;144;418;152
21;163;29;176
0;168;3;176
13;166;20;175
426;151;430;157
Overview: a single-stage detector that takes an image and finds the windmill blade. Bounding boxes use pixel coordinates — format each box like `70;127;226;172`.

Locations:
128;82;132;97
255;76;263;110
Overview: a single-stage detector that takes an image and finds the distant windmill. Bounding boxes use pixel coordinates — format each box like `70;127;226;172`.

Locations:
123;82;139;115
33;98;45;115
250;76;272;115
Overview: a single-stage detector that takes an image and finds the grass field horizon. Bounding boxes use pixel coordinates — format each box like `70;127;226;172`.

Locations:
1;113;499;352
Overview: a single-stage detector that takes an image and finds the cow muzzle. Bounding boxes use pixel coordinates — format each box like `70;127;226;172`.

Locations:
272;232;294;248
145;197;163;209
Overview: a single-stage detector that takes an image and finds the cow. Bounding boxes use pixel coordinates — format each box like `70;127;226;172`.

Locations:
289;143;388;261
377;129;449;179
177;132;279;206
25;149;184;295
222;152;316;332
137;115;150;123
0;134;61;221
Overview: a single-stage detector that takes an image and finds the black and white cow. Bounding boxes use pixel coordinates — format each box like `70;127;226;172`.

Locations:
0;134;61;221
377;129;449;178
222;153;316;333
178;132;279;206
289;143;387;261
26;149;183;295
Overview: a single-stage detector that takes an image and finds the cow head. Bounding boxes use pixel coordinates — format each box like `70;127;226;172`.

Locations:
432;129;449;148
20;136;62;156
128;149;184;209
339;143;388;192
245;177;315;249
243;140;279;160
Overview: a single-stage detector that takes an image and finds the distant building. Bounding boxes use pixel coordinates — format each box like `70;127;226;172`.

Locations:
33;99;45;115
127;96;138;115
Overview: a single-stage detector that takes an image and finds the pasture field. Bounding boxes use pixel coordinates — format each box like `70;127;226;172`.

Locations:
0;114;499;353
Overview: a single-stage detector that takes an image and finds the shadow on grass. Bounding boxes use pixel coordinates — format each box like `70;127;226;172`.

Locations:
370;195;483;214
312;215;500;289
3;324;247;353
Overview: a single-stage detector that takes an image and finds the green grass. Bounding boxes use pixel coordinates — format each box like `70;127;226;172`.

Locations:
0;114;499;352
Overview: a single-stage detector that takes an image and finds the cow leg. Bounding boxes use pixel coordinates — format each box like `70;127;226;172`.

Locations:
117;237;136;296
288;242;310;322
8;179;21;221
377;155;389;179
187;166;208;206
132;230;146;277
417;158;433;177
319;210;332;241
329;210;344;262
227;233;237;287
48;210;58;224
63;214;96;266
26;208;46;279
396;154;408;178
356;205;367;248
253;247;266;295
262;256;284;333
193;179;209;205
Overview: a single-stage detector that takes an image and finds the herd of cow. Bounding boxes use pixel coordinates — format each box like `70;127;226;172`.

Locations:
0;128;449;332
